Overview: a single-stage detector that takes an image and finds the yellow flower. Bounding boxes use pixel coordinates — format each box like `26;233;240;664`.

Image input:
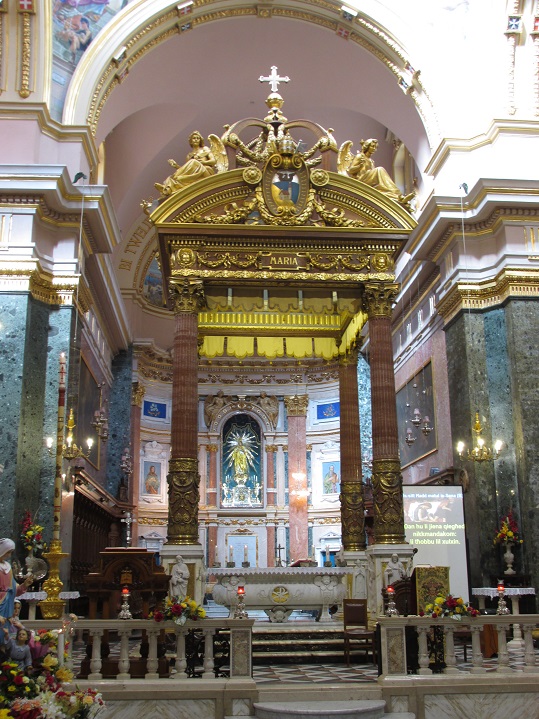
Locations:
507;531;514;538
55;667;74;682
0;709;13;719
425;603;433;612
42;654;58;669
82;695;95;705
198;608;206;618
456;598;464;605
434;597;444;605
455;606;462;613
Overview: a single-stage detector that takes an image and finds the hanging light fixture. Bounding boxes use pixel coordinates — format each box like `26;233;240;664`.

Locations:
457;412;502;462
62;408;93;461
91;384;109;441
405;427;416;447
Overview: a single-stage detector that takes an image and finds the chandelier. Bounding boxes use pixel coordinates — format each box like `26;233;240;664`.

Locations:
62;408;93;461
457;412;502;462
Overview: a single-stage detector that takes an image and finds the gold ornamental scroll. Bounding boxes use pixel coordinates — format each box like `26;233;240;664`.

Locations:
167;457;200;544
364;281;406;544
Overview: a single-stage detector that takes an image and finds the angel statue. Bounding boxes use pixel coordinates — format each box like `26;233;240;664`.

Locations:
338;138;414;208
155;131;228;196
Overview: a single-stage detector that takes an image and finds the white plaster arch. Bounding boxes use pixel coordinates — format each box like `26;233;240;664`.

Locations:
63;0;438;154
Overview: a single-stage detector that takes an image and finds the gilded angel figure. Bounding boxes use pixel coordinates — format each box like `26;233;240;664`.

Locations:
155;131;228;196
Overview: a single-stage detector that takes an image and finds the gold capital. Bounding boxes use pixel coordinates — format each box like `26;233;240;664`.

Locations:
170;279;205;315
132;382;145;407
284;394;309;416
363;282;399;319
265;444;278;453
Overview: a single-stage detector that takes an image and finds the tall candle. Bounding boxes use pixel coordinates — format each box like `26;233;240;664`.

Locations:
244;544;248;562
325;546;330;560
229;545;234;561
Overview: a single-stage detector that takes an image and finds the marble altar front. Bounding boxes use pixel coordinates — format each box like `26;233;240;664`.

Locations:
210;566;350;622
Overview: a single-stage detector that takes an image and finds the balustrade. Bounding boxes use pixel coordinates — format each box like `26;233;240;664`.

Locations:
378;614;539;677
24;618;253;682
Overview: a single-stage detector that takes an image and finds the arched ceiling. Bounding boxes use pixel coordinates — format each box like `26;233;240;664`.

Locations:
68;3;433;349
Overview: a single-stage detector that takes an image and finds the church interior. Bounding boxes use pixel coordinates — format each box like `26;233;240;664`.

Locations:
1;1;539;718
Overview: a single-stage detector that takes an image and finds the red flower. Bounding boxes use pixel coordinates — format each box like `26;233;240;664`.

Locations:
170;604;183;616
14;675;24;685
153;611;164;623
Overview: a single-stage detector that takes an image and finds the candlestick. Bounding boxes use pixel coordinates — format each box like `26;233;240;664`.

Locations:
244;544;248;562
229;545;234;561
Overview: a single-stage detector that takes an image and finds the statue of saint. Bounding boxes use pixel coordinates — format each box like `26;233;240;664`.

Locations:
169;554;190;599
383;553;407;587
204;390;227;427
257;392;279;426
344;139;414;207
225;430;256;482
155;131;217;196
0;539;33;635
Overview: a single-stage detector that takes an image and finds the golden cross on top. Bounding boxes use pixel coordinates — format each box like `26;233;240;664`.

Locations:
259;66;290;93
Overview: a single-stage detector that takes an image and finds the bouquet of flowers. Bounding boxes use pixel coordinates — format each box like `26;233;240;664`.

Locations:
153;596;206;625
19;512;47;555
493;510;523;545
422;594;479;620
0;650;104;719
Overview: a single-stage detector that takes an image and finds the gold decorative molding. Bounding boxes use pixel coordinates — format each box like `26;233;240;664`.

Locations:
372;458;405;544
131;382;145;407
138;516;167;526
436;268;539;325
18;10;32;99
284;394;309;416
167;457;200;544
340;482;366;551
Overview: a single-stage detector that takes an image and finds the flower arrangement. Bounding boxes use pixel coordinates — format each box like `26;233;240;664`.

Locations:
19;512;47;555
0;652;104;719
493;510;523;545
421;594;480;620
153;596;206;625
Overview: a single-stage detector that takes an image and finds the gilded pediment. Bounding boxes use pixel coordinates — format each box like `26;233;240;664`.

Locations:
148;82;416;233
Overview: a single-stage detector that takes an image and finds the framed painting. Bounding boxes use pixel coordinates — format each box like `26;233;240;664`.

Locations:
322;460;341;495
77;357;101;469
141;460;162;497
396;361;436;468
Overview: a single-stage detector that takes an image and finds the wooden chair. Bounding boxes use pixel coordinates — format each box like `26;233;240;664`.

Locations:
343;598;376;665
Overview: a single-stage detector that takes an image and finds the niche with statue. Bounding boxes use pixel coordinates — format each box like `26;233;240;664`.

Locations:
221;415;262;507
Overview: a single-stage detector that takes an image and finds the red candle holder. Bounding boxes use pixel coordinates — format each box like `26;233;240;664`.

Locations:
237;585;245;596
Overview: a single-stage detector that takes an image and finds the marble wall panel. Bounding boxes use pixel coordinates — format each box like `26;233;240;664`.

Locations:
105;347;133;497
0;294;30;536
424;692;539;719
99;698;216;719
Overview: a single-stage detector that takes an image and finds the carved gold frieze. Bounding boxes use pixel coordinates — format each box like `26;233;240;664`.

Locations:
198;309;342;335
436;269;539;325
372;458;406;544
138;517;167;526
18;11;32;99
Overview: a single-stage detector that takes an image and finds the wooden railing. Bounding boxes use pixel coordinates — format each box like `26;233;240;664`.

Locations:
24;618;254;681
378;614;539;677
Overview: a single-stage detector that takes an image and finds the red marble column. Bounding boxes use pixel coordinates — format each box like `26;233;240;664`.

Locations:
167;279;205;545
284;395;309;562
207;444;218;508
339;347;366;550
364;282;406;544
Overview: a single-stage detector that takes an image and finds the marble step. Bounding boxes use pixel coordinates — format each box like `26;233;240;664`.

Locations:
253;700;387;719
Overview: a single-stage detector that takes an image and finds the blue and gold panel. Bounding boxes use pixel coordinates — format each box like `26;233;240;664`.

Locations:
316;401;340;421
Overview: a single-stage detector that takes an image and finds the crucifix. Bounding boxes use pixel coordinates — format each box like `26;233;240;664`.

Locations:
259;66;290;93
121;512;133;548
275;543;285;567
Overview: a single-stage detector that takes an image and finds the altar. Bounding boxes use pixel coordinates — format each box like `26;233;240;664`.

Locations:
210;566;350;622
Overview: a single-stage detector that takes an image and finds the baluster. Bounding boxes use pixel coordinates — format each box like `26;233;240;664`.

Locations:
202;629;215;679
417;625;432;675
175;629;187;680
88;629;103;680
496;621;510;672
145;627;159;679
57;631;65;667
117;627;131;679
521;623;539;673
65;630;74;672
470;625;486;673
443;625;459;674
